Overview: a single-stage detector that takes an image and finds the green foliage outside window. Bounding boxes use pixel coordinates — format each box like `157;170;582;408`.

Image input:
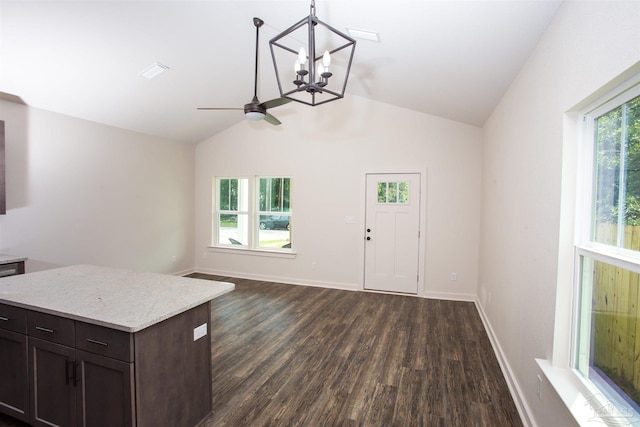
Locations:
219;178;238;211
377;181;410;204
259;178;291;212
594;95;640;228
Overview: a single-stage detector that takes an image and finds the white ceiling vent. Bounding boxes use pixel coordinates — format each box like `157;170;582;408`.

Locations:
138;62;169;79
346;28;380;42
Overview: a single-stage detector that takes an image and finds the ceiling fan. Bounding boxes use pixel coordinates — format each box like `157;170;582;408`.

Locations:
198;17;291;126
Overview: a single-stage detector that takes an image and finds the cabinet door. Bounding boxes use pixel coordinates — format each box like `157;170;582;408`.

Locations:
29;337;76;427
75;350;134;427
135;302;211;427
0;329;28;422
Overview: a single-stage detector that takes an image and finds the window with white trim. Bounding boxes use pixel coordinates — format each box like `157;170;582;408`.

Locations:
575;81;640;416
214;177;249;246
257;177;291;249
213;176;292;250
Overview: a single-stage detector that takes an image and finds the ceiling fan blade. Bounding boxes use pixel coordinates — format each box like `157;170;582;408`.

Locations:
260;97;291;110
263;112;282;126
197;107;243;110
198;18;288;126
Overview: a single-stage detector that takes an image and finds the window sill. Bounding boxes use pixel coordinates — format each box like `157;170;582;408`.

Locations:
536;358;639;426
207;245;297;259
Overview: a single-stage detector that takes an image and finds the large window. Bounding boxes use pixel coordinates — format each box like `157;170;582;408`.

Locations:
257;177;291;249
213;176;292;250
575;83;640;415
214;178;249;246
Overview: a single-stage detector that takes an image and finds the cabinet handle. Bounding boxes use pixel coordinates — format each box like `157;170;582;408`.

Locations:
35;326;55;333
72;361;79;386
65;359;71;385
86;338;109;346
0;316;8;322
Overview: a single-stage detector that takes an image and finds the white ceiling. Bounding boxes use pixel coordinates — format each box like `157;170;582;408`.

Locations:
0;0;563;143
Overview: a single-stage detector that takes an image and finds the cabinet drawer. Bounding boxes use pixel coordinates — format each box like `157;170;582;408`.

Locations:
27;311;74;346
0;262;24;277
0;303;27;334
76;322;133;362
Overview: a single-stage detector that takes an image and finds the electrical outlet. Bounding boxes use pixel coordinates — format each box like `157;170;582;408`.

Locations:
311;262;317;270
537;375;542;399
450;272;457;281
193;323;207;341
172;255;177;263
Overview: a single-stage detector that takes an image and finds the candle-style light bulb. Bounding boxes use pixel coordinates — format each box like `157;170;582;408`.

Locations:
294;60;301;73
298;47;307;66
322;50;331;68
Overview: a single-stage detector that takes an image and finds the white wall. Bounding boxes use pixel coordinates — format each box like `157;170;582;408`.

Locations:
195;94;482;298
0;99;195;274
479;1;640;426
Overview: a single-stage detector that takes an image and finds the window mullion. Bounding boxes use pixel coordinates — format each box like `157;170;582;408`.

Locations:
575;254;592;374
617;104;629;247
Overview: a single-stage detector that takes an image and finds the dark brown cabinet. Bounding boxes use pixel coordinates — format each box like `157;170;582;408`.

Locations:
28;338;135;427
0;304;29;422
76;350;133;427
27;311;134;427
0;329;29;422
1;301;211;427
29;338;76;426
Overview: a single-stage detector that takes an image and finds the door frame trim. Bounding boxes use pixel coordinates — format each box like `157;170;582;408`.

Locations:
358;168;428;295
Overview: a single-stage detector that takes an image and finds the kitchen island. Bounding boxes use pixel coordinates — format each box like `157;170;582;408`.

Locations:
0;264;234;427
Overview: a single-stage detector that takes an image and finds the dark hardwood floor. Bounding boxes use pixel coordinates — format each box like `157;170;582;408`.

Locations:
0;275;523;427
194;274;523;427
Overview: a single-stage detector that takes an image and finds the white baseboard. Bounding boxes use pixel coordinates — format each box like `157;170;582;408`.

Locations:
474;299;536;427
172;267;195;277
195;268;479;301
421;290;476;302
193;267;360;291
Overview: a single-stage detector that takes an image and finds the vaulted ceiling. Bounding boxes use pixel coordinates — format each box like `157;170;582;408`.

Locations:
0;0;563;143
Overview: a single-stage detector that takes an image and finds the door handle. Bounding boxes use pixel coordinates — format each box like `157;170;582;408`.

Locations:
366;236;371;241
366;228;371;233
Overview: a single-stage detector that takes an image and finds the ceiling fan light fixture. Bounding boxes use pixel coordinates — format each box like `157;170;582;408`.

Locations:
269;0;356;107
245;111;266;121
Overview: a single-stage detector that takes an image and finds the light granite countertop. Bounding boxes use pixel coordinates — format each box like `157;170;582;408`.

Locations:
0;264;234;332
0;254;27;264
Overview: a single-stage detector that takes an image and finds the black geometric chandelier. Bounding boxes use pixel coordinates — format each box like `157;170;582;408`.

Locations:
269;0;356;107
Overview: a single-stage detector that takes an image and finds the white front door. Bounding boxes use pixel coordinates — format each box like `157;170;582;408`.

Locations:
364;173;421;294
